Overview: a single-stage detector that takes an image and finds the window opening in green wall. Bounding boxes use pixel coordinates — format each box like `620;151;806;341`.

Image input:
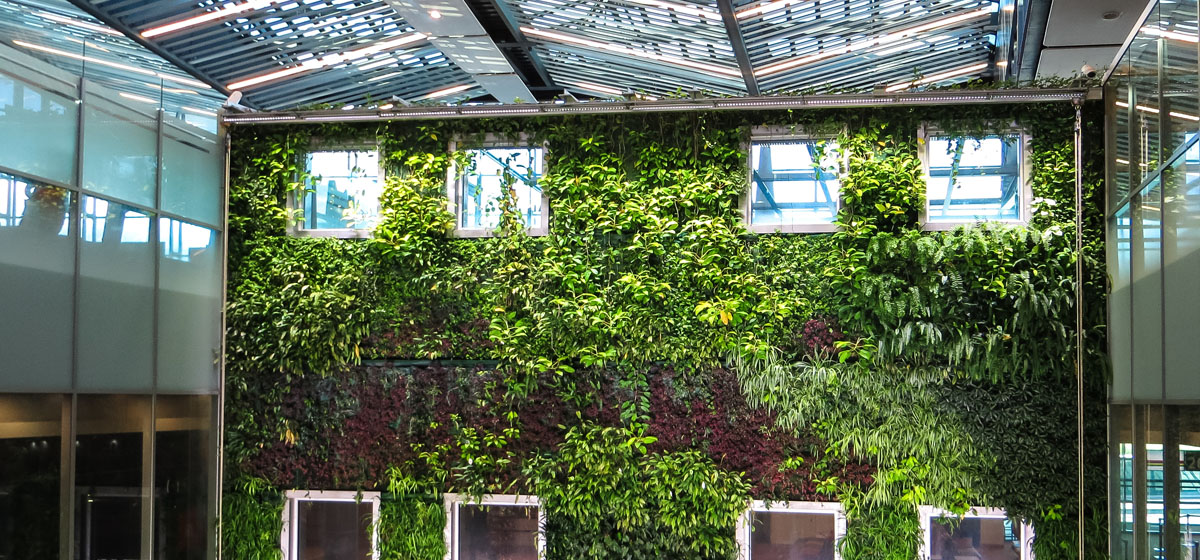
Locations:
746;136;841;233
301;150;382;232
453;146;546;237
922;131;1028;227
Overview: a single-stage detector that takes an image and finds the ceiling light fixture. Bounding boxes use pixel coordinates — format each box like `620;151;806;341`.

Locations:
755;7;993;77
428;9;442;19
521;27;742;78
735;0;802;20
12;39;212;89
182;106;218;117
624;0;720;20
561;80;623;96
141;0;274;38
1141;26;1199;43
226;32;427;90
37;11;123;36
884;62;988;92
418;83;474;100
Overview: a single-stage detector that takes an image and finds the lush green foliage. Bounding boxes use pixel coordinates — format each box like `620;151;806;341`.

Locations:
222;477;284;560
223;103;1108;560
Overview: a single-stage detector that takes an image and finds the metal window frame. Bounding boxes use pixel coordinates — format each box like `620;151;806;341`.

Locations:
742;125;845;234
918;505;1035;560
288;140;384;239
281;489;382;560
917;123;1034;231
442;493;546;560
446;133;549;238
737;499;848;560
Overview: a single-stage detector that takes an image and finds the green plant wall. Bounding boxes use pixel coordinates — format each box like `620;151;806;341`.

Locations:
223;102;1108;560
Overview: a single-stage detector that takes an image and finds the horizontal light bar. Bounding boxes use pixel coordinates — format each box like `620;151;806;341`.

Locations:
142;0;274;38
735;0;801;20
1115;100;1200;121
1141;26;1199;43
521;26;742;79
12;39;212;89
222;89;1086;125
885;62;989;92
119;91;158;104
227;32;427;90
561;80;624;97
182;106;218;117
756;7;993;77
418;83;474;100
38;11;123;36
623;0;720;20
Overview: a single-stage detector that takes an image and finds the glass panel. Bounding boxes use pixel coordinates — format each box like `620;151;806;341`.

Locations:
0;173;73;390
82;82;158;208
458;504;539;560
1114;49;1134;205
1112;405;1135;560
750;140;840;226
0;62;78;186
1162;405;1200;560
158;218;221;392
161;118;223;225
297;500;373;560
1159;0;1200;163
929;516;1021;560
155;395;215;560
1111;203;1134;402
1129;4;1162;179
459;147;544;231
75;395;150;560
925;134;1023;223
1132;184;1164;401
750;511;836;560
303;150;382;230
76;196;154;391
0;394;62;559
1163;141;1200;400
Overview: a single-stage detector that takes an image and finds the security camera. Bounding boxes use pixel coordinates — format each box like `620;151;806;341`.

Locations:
1081;64;1097;79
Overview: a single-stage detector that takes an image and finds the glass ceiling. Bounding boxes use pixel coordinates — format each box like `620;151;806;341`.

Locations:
36;0;1008;110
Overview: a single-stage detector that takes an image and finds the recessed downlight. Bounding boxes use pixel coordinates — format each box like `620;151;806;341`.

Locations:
1102;11;1121;20
428;9;442;19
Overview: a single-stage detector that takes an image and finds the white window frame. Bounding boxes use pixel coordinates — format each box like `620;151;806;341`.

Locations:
917;124;1033;231
281;489;381;560
918;505;1035;560
737;499;848;560
289;142;384;239
743;126;844;234
446;134;549;238
443;493;546;560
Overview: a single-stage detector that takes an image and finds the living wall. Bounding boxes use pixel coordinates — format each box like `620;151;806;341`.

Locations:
222;101;1109;560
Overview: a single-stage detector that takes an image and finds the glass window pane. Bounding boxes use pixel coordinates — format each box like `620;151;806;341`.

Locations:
297;500;373;560
929;517;1021;560
158;218;221;392
82;82;158;208
750;511;836;560
1110;405;1134;560
750;140;840;226
0;61;78;186
1164;132;1200;400
458;504;539;560
1110;204;1133;402
75;395;150;560
77;196;154;391
1113;50;1133;205
162;119;223;225
1160;0;1200;163
303;150;382;230
0;394;62;558
926;135;1023;223
0;173;73;390
459;147;544;231
1132;184;1164;401
1129;4;1163;177
155;395;215;560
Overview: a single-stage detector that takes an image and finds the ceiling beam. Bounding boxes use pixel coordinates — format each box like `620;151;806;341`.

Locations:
471;0;556;89
717;0;759;96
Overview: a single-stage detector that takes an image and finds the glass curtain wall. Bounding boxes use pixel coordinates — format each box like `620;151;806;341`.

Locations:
0;5;225;559
1106;2;1200;560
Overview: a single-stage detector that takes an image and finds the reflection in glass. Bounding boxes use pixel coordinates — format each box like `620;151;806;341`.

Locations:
750;511;835;560
1113;51;1133;204
750;140;840;226
158;218;221;391
928;517;1020;560
1129;4;1163;177
459;504;539;560
161;120;223;226
77;196;154;391
0;69;78;186
75;395;149;560
0;394;62;559
82;83;158;208
1109;203;1133;401
296;500;373;560
459;147;544;231
155;396;214;560
926;135;1022;222
1162;140;1200;399
303;150;382;230
0;173;73;390
1132;184;1164;400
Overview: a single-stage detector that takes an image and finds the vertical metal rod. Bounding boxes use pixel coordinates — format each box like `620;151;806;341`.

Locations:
1074;99;1086;560
215;118;233;560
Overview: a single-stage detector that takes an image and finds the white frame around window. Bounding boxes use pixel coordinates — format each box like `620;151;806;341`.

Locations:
288;143;384;239
443;493;546;560
280;489;381;560
917;125;1033;231
742;126;844;234
446;134;549;238
918;505;1035;560
737;500;848;560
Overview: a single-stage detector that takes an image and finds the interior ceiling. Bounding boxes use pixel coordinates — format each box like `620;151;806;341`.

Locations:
28;0;1023;111
1034;0;1153;80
